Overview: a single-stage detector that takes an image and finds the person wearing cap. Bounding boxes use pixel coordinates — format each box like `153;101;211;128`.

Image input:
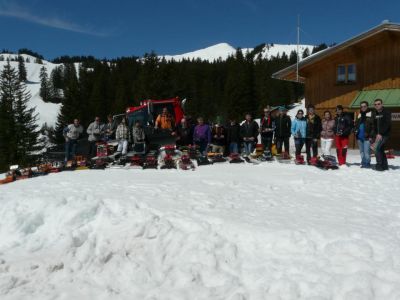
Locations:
260;107;275;153
333;105;354;166
291;109;307;160
354;101;373;168
370;98;392;171
240;113;259;156
320;111;335;156
274;106;291;154
305;104;322;164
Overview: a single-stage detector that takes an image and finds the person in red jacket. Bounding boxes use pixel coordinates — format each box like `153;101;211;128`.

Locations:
333;105;354;165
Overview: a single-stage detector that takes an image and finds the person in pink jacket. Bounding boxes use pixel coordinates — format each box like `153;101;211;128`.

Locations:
320;111;335;156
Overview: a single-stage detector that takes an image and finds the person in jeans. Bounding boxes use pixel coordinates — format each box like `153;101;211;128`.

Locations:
371;98;392;171
305;105;322;164
354;101;373;168
240;113;259;156
87;116;105;159
291;109;307;160
320;111;335;156
226;118;241;154
333;105;353;166
193;117;212;155
63;119;83;161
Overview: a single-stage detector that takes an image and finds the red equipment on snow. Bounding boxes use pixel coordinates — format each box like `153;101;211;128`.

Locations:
295;155;306;165
125;97;186;150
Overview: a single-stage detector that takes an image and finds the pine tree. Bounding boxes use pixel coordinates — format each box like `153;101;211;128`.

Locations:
39;66;51;102
0;63;39;170
18;55;27;81
0;63;16;170
302;48;310;59
14;77;40;165
50;66;64;103
55;63;80;143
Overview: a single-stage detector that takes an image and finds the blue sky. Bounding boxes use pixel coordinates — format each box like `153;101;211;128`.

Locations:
1;0;399;59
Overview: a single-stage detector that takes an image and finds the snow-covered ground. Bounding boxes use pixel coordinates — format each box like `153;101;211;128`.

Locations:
1;152;400;299
0;54;61;127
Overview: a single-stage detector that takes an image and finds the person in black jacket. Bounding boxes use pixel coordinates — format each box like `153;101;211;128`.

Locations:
259;107;275;153
305;105;322;163
240;113;259;156
226;119;241;154
354;101;374;168
274;107;292;154
333;105;354;165
371;98;392;171
175;118;194;147
211;123;226;154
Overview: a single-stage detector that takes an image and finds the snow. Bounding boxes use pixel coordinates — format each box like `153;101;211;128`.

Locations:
2;96;400;299
162;43;314;62
1;153;400;299
0;54;61;127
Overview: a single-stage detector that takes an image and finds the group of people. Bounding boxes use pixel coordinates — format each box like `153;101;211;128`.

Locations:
291;98;391;171
63;98;392;171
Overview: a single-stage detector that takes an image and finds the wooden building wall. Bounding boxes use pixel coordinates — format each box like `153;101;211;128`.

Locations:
300;32;400;149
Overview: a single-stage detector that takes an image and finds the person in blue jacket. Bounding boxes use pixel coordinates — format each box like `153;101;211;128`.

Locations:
291;109;307;160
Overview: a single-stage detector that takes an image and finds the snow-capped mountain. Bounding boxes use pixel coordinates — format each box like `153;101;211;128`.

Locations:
162;42;314;61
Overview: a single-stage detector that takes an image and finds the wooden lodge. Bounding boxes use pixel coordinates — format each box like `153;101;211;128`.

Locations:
273;22;400;149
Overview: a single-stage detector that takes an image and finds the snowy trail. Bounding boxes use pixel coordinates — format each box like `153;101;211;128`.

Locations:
1;153;400;299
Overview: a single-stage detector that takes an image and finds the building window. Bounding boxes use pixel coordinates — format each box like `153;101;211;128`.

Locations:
337;64;356;83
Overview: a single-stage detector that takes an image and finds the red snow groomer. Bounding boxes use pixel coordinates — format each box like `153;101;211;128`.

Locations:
124;97;186;150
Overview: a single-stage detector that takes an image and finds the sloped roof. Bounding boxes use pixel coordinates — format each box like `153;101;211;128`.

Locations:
272;22;400;82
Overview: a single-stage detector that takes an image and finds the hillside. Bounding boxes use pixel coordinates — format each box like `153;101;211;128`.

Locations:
0;54;61;127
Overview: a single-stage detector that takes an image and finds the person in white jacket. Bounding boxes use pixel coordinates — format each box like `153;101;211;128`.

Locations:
63;119;83;161
115;118;129;155
86;116;104;158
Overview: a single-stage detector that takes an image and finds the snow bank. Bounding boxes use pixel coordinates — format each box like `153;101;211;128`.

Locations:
1;153;400;299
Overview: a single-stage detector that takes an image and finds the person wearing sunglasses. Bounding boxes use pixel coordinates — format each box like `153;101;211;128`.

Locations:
371;99;392;171
354;101;373;168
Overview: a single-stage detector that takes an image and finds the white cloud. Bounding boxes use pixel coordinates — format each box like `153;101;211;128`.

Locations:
0;1;110;37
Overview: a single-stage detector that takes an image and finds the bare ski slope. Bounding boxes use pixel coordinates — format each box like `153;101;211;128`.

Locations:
0;153;400;299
